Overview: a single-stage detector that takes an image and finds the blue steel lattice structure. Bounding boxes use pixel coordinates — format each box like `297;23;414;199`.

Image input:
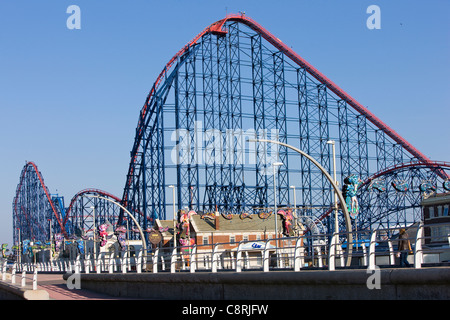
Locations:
120;14;449;238
12;15;450;247
12;162;67;244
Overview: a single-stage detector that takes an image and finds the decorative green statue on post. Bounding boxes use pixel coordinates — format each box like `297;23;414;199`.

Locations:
342;174;363;219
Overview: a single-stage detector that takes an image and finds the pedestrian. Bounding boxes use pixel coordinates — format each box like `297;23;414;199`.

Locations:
397;228;412;267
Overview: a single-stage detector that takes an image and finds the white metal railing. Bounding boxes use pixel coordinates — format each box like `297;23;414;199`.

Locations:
5;222;450;279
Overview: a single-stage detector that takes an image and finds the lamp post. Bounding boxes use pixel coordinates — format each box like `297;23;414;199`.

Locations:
17;228;21;264
290;185;297;234
326;140;339;236
248;138;353;267
48;218;52;265
90;206;96;259
169;185;177;248
273;161;283;268
290;185;297;217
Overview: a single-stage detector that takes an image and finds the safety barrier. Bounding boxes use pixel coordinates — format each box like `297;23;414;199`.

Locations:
0;261;38;290
6;222;450;276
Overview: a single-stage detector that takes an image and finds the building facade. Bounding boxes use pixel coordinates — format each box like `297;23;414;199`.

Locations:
421;192;450;246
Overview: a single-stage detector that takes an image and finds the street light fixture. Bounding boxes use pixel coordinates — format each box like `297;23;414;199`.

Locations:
326;140;339;236
273;161;283;268
289;185;297;217
289;185;297;235
90;206;96;258
169;185;177;248
248;138;353;267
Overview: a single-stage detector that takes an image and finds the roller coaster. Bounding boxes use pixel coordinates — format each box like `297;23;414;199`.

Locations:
12;14;450;248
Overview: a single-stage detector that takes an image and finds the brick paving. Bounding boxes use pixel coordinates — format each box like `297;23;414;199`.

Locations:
19;273;122;300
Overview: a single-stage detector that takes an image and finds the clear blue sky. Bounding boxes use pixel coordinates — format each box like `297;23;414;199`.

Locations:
1;0;449;248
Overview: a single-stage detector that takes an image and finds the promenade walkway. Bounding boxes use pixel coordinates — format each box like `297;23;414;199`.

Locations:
21;273;120;300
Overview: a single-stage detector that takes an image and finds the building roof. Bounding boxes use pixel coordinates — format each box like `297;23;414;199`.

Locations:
421;192;450;206
155;220;175;238
190;213;283;234
155;212;293;238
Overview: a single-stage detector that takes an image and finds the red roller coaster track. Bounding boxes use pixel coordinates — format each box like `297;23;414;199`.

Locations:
13;161;68;237
64;188;123;224
124;13;436;201
363;161;450;185
63;188;145;227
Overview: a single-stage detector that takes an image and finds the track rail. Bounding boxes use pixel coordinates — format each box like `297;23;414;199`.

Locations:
317;161;450;222
123;13;438;203
63;188;123;227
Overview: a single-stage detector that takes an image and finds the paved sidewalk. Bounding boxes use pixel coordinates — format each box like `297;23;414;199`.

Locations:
30;273;122;300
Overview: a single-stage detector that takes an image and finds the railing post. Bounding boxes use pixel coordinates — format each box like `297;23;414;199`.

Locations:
84;254;89;274
328;233;338;271
21;270;26;287
211;244;219;273
368;230;377;270
388;240;395;265
57;259;62;272
294;236;304;271
361;243;368;266
11;263;16;284
160;255;166;271
75;255;81;274
153;248;159;274
96;253;102;274
121;251;127;274
181;254;186;270
414;223;424;269
143;249;148;272
338;243;345;267
263;239;271;272
170;247;177;273
137;249;143;274
317;243;323;268
33;266;37;290
235;242;243;273
1;261;6;281
128;250;134;272
190;245;197;273
108;254;114;273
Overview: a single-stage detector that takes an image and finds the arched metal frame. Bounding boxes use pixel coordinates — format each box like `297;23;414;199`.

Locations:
120;13;444;240
357;162;450;230
63;189;124;238
318;161;450;233
81;194;147;253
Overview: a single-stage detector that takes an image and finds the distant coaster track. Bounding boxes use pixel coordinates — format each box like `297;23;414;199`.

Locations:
13;162;68;242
